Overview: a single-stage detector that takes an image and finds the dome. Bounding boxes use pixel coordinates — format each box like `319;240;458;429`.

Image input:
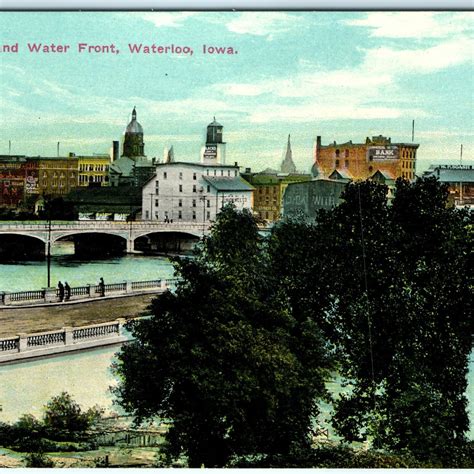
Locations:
125;107;143;134
208;116;222;127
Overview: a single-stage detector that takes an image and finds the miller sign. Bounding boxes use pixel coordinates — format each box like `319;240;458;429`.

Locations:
367;146;399;161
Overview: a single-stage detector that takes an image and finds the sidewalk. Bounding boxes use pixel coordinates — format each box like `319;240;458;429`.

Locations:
0;293;155;338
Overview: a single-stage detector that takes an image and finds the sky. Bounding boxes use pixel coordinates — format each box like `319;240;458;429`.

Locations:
0;11;472;173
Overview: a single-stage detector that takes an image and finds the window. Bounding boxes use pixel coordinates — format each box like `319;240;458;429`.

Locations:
221;170;224;176
207;200;210;208
369;166;373;172
164;172;167;179
155;199;159;207
192;211;196;220
335;149;340;158
345;160;349;168
206;169;209;176
207;185;211;193
179;184;183;192
214;170;217;176
146;210;149;219
206;211;210;220
234;170;238;176
228;170;231;176
345;149;349;158
193;185;197;192
179;199;183;207
179;172;183;180
193;172;197;180
335;159;340;167
178;211;182;219
192;199;196;207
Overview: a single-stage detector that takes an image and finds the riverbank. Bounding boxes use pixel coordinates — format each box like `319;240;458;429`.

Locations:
0;293;155;338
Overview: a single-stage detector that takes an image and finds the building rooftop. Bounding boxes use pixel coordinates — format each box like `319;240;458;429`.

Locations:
423;165;474;183
203;176;254;192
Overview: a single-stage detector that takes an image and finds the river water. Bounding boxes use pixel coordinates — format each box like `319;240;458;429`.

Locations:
0;243;175;292
0;246;472;440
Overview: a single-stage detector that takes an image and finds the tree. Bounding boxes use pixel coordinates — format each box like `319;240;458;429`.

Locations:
113;205;333;467
317;178;473;463
43;392;103;440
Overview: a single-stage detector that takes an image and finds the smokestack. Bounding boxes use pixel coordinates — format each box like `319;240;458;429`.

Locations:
460;144;463;165
8;140;11;155
57;142;60;157
112;141;119;161
412;120;415;142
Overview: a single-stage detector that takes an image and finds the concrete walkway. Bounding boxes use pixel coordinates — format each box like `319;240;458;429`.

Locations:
0;293;155;338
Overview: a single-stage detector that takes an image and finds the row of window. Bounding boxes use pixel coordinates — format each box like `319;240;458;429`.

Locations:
40;180;76;188
257;186;278;194
79;175;108;183
42;172;76;179
402;161;415;170
155;182;211;194
152;198;211;208
162;169;238;180
78;164;109;172
145;210;212;221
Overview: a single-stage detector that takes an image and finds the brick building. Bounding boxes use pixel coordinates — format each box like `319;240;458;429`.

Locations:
313;135;419;182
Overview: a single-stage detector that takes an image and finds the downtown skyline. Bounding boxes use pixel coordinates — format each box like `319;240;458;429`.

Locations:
0;11;473;173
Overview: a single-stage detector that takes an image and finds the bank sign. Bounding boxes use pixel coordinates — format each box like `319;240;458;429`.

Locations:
367;146;399;161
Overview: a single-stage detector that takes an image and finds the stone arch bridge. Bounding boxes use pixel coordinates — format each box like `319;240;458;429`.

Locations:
0;221;211;255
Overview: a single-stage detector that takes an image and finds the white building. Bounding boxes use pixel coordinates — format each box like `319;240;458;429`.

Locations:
142;162;254;222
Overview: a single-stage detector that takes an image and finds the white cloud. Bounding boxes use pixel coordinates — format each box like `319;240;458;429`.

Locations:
136;12;198;29
345;12;473;39
225;12;303;38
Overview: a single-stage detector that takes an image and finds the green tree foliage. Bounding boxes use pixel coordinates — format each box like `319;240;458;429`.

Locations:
42;391;103;440
113;205;334;467
275;177;472;464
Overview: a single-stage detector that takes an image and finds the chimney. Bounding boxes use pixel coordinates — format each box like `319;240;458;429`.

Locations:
245;167;251;174
112;141;119;161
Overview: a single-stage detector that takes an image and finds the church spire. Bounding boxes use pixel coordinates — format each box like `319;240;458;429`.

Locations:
280;134;297;174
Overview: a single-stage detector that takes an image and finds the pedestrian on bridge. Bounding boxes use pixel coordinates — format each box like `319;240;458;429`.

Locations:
57;281;64;302
99;277;105;297
64;282;71;301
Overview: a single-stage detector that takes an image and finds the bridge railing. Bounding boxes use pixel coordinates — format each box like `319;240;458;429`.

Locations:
0;318;127;359
0;278;175;307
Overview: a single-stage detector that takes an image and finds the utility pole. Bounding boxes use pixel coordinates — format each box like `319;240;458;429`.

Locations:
46;208;52;288
199;189;206;234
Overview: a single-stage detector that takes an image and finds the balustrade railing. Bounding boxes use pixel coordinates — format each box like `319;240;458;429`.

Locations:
0;278;172;306
73;322;119;341
0;337;19;352
8;290;45;302
131;279;161;290
0;319;127;360
27;331;65;348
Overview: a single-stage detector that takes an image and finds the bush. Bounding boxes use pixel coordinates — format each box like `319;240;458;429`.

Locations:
43;392;103;440
25;451;55;468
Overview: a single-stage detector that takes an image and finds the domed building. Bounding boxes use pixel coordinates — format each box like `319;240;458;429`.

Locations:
122;107;145;159
109;107;155;187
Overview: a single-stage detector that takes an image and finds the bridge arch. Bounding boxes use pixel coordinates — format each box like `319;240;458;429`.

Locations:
133;230;201;254
0;233;47;260
54;231;129;258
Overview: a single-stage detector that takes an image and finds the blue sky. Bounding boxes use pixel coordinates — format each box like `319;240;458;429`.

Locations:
0;11;472;172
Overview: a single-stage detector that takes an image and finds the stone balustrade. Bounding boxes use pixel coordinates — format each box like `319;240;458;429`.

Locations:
0;278;179;307
0;319;129;364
